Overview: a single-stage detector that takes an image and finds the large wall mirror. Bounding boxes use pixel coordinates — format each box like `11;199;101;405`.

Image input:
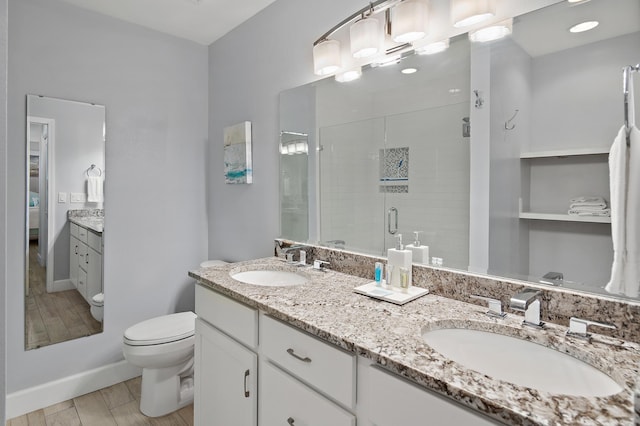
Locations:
25;95;105;350
279;0;640;301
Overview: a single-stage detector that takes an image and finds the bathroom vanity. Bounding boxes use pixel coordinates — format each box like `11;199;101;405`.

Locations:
68;210;103;304
190;257;640;425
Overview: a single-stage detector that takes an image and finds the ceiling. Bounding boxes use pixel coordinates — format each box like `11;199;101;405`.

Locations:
58;0;278;45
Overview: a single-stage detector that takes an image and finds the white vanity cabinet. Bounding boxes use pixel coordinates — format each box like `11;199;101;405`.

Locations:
361;364;499;426
69;222;102;303
194;319;257;426
194;286;258;426
194;285;356;426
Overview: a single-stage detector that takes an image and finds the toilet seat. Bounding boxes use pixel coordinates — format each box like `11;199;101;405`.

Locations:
124;312;197;346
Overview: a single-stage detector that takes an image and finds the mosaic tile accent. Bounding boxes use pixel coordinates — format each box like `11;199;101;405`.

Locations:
380;147;409;182
68;209;104;233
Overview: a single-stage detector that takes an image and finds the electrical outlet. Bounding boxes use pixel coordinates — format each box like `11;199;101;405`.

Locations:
70;192;87;203
57;192;67;203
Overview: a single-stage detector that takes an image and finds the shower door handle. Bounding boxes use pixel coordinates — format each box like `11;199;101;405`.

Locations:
388;207;398;235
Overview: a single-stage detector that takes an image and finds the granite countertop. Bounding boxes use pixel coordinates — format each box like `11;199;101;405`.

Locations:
68;209;104;234
68;216;103;233
189;257;640;425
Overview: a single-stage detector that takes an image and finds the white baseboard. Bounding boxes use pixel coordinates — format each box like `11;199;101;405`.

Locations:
6;360;141;419
51;279;75;292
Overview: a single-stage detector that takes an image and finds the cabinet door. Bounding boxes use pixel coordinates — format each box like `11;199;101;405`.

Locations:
260;361;355;426
86;247;102;301
69;235;79;288
194;319;257;426
364;366;499;426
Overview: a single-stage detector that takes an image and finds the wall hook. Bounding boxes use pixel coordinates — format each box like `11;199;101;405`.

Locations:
473;90;484;109
505;109;519;130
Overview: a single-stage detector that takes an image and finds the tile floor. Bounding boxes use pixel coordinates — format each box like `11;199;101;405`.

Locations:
6;376;193;426
26;242;102;350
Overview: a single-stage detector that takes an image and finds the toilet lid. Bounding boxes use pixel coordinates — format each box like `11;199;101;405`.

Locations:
92;293;104;305
124;312;197;346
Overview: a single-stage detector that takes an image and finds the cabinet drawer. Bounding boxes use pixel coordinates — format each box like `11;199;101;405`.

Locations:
70;223;79;238
259;361;355;426
260;314;356;409
88;231;102;253
366;366;499;426
78;243;88;272
77;226;88;244
195;284;258;350
77;268;87;299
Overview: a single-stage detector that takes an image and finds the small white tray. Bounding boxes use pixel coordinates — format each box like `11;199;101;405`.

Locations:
354;281;429;305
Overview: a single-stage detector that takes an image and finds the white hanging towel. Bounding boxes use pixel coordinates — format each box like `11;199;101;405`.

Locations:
606;70;639;297
87;175;104;203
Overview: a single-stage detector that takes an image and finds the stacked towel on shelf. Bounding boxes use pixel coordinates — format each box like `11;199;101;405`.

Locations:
567;196;610;217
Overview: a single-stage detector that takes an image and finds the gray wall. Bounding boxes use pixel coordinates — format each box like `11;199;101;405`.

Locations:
1;0;8;420
7;0;208;392
207;0;363;262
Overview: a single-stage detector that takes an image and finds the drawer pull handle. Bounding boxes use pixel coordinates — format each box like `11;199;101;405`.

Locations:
286;348;311;363
287;417;295;425
243;369;250;397
86;253;89;264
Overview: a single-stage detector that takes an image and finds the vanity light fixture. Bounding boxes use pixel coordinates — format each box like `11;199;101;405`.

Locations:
401;67;418;74
391;0;429;43
415;38;449;55
569;20;599;33
468;18;512;42
451;0;495;28
350;16;380;58
335;67;363;82
313;39;342;75
312;0;427;80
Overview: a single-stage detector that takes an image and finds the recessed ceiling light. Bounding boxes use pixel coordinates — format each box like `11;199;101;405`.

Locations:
569;21;599;33
401;68;418;74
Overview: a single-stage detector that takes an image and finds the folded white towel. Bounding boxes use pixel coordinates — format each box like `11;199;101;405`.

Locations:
567;208;610;217
569;197;607;210
569;196;606;204
87;175;104;203
568;205;609;212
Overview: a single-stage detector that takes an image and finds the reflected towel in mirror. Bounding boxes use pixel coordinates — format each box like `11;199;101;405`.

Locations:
87;175;104;203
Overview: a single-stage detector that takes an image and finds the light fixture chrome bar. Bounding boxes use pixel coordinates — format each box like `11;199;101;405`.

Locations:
623;64;639;147
313;0;404;46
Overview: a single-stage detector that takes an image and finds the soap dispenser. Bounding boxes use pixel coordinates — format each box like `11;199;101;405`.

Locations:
387;234;412;289
406;231;429;264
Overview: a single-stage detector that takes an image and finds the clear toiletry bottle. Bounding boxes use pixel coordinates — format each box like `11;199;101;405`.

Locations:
406;231;429;264
399;267;409;293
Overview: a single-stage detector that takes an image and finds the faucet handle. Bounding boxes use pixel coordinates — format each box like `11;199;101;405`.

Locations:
313;260;330;271
566;317;616;341
470;295;506;319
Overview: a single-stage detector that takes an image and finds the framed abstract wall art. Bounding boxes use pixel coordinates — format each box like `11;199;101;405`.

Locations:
224;121;253;184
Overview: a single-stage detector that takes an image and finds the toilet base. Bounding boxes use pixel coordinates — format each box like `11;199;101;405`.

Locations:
139;358;194;417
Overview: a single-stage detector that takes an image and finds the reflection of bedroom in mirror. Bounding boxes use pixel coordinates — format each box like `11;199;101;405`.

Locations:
25;95;105;350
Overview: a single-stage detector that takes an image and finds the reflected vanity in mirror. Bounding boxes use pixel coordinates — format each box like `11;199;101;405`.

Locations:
25;95;105;350
279;0;640;301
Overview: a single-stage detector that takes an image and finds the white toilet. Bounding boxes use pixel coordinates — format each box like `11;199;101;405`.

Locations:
90;292;103;322
122;311;197;417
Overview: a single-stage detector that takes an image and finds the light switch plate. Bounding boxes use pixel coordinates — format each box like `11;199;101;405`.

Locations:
57;192;67;203
70;192;87;203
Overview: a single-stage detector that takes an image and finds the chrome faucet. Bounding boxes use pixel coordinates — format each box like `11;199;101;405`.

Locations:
566;317;616;342
313;259;330;271
509;288;544;329
280;245;305;263
470;295;506;319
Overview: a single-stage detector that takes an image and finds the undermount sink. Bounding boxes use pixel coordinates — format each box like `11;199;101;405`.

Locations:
230;268;309;287
422;327;623;397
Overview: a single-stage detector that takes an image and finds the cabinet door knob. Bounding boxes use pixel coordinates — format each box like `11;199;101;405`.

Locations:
286;348;311;363
243;369;250;398
287;417;295;425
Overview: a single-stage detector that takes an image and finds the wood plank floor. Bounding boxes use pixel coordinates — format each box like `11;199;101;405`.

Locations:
26;241;102;350
6;376;194;426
